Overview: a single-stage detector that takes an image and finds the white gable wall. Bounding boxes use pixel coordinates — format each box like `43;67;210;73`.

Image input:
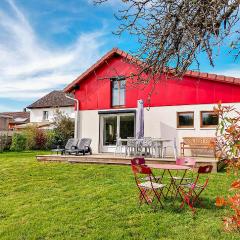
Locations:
29;107;74;123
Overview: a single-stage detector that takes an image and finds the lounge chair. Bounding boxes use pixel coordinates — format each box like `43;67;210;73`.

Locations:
51;138;78;155
65;138;92;155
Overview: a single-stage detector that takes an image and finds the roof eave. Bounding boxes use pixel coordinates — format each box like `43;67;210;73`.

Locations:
27;104;74;109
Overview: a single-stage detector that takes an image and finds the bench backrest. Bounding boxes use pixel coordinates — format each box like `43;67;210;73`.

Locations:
182;137;216;146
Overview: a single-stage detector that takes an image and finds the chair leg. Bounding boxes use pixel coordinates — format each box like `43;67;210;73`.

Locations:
152;188;164;208
139;189;152;205
179;188;196;213
191;189;205;208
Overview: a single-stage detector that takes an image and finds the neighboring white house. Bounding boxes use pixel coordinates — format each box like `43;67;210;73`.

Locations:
26;90;75;128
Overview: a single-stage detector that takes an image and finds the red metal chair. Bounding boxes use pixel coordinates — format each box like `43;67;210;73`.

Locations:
131;157;145;166
131;157;162;183
131;164;166;208
176;157;196;178
178;165;213;213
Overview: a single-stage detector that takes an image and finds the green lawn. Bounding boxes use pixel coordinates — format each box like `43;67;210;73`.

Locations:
0;151;238;240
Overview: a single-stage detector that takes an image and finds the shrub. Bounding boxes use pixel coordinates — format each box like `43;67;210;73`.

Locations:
22;126;48;150
45;130;57;149
10;133;27;151
52;110;74;147
23;126;37;150
34;129;47;150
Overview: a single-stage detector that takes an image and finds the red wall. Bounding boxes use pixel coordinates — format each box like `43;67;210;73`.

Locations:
74;55;240;110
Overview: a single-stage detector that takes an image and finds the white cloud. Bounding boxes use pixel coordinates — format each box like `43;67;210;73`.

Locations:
0;0;106;100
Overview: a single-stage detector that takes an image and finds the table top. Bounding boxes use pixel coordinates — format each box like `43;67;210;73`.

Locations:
147;164;190;170
120;138;172;142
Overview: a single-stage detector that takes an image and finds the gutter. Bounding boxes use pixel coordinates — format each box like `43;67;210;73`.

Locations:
65;94;79;139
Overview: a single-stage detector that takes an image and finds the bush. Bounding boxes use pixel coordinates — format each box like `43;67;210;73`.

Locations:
45;130;57;149
8;110;74;151
10;133;27;151
22;126;47;150
52;110;74;147
23;126;37;150
34;129;47;150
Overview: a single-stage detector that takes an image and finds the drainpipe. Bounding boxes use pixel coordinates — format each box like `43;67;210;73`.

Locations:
65;94;80;139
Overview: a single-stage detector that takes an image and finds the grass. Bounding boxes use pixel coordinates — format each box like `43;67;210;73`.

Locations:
0;151;238;240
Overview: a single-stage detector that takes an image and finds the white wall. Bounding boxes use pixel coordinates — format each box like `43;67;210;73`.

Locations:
77;103;240;154
29;107;74;123
78;110;100;153
145;103;240;138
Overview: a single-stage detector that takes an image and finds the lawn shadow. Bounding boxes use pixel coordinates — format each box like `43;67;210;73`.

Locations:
161;196;219;214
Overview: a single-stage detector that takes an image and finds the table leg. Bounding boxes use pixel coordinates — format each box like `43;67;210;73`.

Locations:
166;169;186;201
173;169;188;201
165;170;175;197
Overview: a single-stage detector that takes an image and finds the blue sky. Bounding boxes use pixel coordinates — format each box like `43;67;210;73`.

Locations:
0;0;239;112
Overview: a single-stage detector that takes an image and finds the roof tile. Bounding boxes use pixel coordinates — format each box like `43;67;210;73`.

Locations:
27;90;74;109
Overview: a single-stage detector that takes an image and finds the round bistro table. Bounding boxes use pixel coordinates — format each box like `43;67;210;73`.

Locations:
147;164;191;200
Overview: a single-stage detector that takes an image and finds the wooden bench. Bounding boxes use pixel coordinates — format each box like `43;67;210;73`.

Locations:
181;137;216;157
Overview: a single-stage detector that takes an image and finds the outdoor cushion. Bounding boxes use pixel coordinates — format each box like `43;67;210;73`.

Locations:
138;181;166;189
179;183;204;189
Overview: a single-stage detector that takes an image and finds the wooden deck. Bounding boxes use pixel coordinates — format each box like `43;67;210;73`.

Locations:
36;154;222;173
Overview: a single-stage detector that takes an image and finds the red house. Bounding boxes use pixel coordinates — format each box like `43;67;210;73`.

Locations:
64;48;240;154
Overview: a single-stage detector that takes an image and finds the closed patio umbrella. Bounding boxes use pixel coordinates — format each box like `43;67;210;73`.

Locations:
136;99;144;139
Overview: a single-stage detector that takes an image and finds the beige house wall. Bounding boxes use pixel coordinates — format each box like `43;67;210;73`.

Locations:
76;102;240;154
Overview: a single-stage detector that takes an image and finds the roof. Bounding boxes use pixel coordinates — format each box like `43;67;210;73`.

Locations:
1;112;30;120
0;112;29;124
27;90;75;109
0;114;13;119
64;47;240;93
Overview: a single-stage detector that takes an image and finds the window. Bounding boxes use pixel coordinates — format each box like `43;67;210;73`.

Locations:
111;77;126;107
177;112;194;128
43;111;49;121
200;111;219;128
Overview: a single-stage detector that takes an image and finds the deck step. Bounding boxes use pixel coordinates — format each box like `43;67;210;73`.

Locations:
36;154;219;173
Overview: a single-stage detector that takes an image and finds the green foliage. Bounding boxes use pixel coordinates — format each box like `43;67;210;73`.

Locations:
23;126;37;150
5;110;74;152
22;126;47;150
0;151;239;239
0;134;12;152
52;110;74;147
34;129;47;150
45;130;57;149
10;133;27;151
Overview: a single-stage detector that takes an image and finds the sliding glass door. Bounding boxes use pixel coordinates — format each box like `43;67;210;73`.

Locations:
100;113;135;152
103;115;117;147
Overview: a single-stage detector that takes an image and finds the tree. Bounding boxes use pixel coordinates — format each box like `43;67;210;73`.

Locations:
52;110;74;147
96;0;240;81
